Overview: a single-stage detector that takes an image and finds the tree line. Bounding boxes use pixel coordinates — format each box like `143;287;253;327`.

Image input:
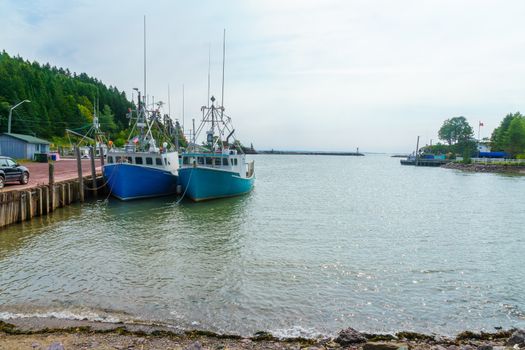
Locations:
425;113;525;159
0;51;132;142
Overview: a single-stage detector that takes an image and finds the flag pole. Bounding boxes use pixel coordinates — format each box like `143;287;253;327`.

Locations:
478;121;481;141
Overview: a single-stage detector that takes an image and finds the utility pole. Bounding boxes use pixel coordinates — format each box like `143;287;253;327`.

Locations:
415;136;420;166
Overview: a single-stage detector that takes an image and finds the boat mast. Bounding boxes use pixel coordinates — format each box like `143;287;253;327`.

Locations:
207;44;211;108
212;29;225;147
168;84;171;118
220;28;226;121
143;15;147;105
182;84;185;132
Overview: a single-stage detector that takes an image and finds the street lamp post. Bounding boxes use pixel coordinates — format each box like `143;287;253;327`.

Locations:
8;99;31;134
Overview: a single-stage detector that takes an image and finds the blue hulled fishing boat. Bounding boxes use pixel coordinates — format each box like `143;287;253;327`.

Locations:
178;96;255;201
103;91;179;200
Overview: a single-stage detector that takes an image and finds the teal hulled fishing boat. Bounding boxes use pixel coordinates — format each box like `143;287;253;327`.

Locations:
179;152;254;201
178;96;255;201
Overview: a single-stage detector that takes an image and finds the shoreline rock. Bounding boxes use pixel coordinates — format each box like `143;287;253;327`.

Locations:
506;330;525;347
442;162;525;174
336;327;367;345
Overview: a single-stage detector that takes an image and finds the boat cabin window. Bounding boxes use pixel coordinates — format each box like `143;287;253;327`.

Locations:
222;158;229;166
214;158;222;166
198;157;204;165
205;157;212;165
146;157;153;165
232;158;238;166
164;158;167;165
135;157;143;164
108;156;113;163
127;157;133;163
183;157;189;165
115;156;122;163
156;158;163;166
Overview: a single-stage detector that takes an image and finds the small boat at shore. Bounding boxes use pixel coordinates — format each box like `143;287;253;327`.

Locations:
103;91;179;200
178;96;254;201
400;153;450;167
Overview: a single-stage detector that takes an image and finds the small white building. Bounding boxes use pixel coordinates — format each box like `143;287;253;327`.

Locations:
477;143;491;153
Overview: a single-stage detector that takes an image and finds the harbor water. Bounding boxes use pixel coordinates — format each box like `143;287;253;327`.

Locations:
0;155;524;337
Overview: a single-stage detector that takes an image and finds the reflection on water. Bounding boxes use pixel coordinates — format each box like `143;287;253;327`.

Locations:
0;155;524;337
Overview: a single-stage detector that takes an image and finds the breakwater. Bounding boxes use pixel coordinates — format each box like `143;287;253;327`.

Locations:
259;150;364;156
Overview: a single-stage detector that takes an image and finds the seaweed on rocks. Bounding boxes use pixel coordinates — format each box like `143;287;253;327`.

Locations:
363;333;397;342
0;320;18;334
395;331;435;342
251;331;277;341
455;330;514;342
185;329;242;340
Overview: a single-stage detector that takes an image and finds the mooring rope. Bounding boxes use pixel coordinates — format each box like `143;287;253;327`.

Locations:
103;163;120;202
83;162;120;191
175;166;194;205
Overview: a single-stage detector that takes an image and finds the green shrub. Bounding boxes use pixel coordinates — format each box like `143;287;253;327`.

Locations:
462;150;472;164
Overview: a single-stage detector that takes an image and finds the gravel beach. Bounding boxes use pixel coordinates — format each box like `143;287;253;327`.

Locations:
1;318;524;350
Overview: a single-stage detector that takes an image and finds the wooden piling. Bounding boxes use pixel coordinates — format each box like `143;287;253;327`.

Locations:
18;192;25;222
37;187;43;216
43;186;50;215
75;146;85;203
90;146;97;197
58;184;63;207
0;193;5;227
49;162;55;211
99;146;105;166
26;191;33;219
67;182;72;204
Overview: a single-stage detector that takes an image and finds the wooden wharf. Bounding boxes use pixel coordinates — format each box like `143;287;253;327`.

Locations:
0;147;105;229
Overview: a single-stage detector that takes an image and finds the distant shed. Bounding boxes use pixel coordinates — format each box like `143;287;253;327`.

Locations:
0;133;50;160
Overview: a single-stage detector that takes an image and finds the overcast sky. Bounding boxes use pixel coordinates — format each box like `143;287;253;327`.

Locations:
2;0;525;152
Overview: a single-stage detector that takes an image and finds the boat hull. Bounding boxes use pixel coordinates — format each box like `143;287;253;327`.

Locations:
178;167;254;201
103;164;178;200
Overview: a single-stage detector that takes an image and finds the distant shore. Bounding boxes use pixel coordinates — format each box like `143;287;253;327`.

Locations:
442;162;525;174
1;318;523;350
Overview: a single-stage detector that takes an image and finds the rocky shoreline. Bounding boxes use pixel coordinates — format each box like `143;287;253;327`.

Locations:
1;318;524;350
442;162;525;174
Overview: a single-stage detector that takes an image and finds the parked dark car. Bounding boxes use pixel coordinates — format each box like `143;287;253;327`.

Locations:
0;156;30;189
